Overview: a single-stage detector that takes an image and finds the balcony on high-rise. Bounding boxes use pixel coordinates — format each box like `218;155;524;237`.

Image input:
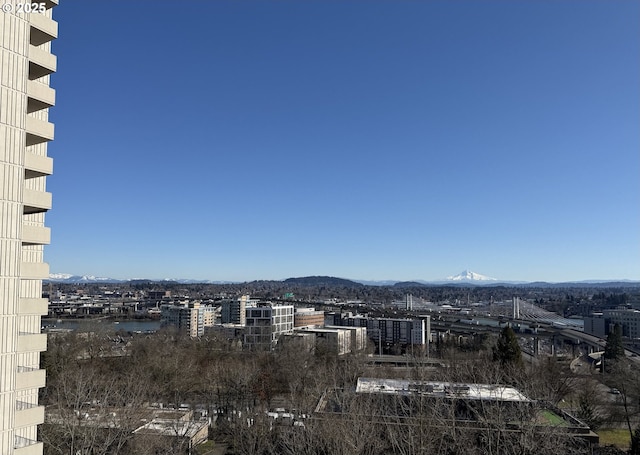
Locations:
18;298;48;316
27;80;55;113
14;436;43;455
20;262;50;280
29;13;57;46
21;225;51;246
17;333;48;353
28;44;56;80
22;188;52;214
16;367;46;390
25;116;54;146
24;151;53;179
15;402;45;428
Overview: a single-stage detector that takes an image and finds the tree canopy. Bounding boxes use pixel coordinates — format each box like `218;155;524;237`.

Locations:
492;326;523;367
604;323;625;361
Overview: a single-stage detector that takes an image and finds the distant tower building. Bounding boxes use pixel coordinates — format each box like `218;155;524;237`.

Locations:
406;294;413;311
1;3;59;454
161;301;215;337
221;295;251;325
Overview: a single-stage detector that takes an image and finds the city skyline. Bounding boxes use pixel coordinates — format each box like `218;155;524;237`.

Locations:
45;1;639;283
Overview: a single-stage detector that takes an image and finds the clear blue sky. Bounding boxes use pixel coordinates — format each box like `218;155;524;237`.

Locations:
45;1;640;282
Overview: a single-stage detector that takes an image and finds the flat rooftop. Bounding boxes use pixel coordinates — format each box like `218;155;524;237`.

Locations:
356;377;531;402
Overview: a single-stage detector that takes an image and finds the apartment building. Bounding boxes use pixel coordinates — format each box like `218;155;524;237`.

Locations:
1;3;58;454
326;313;430;349
244;304;294;349
160;301;216;337
221;295;256;325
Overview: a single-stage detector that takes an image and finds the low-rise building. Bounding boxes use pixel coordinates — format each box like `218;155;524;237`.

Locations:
315;377;598;449
326;325;368;352
294;327;352;355
132;410;208;453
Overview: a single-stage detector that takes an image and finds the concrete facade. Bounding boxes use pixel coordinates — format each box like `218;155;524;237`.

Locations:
1;3;58;454
294;327;352;355
325;325;368;352
583;313;607;338
244;305;294;349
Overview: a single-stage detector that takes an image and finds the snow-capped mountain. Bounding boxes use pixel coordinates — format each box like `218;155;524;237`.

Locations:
48;273;75;280
47;274;123;283
446;270;498;282
47;273;237;284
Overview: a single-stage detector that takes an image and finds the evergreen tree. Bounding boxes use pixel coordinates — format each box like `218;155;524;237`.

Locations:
604;323;625;361
630;426;640;455
492;326;522;366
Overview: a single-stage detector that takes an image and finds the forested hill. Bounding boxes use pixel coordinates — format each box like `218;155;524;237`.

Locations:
283;276;363;287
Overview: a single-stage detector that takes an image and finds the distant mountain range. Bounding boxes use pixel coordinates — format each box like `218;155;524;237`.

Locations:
46;271;640;288
46;273;234;285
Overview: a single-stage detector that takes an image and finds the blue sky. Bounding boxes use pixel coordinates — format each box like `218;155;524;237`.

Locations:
45;1;639;282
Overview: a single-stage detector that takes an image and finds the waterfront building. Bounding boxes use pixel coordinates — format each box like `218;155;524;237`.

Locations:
1;3;58;454
160;301;215;337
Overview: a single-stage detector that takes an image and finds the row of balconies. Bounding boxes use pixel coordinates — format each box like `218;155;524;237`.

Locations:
14;4;56;454
24;4;57;227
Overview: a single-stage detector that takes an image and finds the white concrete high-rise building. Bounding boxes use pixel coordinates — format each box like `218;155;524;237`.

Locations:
1;2;58;454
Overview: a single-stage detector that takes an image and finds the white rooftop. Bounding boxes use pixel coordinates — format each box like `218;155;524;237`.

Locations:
133;418;207;437
356;377;531;402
